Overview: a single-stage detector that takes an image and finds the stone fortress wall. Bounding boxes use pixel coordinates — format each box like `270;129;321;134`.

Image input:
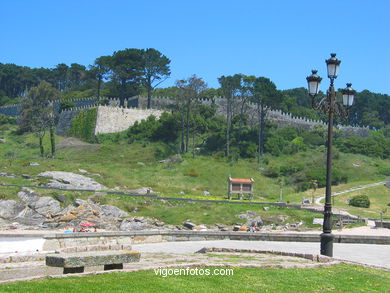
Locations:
94;106;163;134
1;95;370;137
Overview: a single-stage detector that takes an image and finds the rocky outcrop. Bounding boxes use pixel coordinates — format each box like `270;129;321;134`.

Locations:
0;200;25;219
38;171;107;190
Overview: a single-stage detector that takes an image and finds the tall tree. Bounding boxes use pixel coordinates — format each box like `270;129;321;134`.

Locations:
252;77;281;162
19;81;59;156
90;55;111;100
175;75;207;152
218;74;241;157
110;49;144;107
141;48;171;109
53;63;69;91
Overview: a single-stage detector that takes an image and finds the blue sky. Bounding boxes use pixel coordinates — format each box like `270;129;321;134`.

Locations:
1;0;389;94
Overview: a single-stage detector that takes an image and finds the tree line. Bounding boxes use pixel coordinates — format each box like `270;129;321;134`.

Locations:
0;48;171;109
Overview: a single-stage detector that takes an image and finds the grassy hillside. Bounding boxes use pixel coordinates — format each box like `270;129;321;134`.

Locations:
0;124;389;204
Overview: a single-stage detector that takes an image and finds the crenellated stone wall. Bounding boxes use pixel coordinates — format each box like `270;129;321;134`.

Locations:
94;106;163;135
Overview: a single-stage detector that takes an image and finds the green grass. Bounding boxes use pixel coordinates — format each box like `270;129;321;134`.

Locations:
0;123;389;222
332;185;390;220
0;264;389;293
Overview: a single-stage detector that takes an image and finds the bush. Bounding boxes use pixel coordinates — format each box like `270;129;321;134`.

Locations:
378;166;390;176
263;165;280;178
183;168;199;177
0;114;16;125
349;195;370;208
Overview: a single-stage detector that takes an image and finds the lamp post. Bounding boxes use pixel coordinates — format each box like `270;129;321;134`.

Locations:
306;53;356;257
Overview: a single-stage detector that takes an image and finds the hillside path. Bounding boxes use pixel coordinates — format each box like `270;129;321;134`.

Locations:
314;181;386;206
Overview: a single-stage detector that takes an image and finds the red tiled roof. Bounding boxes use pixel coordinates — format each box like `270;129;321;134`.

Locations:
229;178;253;183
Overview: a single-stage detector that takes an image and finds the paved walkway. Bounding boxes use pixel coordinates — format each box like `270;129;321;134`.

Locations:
314;181;386;205
132;240;390;269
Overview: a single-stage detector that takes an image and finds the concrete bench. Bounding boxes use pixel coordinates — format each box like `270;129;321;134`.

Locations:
46;250;141;274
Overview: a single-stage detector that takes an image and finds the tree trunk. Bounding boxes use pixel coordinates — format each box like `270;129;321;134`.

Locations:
147;77;152;109
257;102;261;163
119;79;126;107
39;135;44;157
185;101;190;153
180;110;185;153
238;97;247;141
50;126;55;157
226;98;231;157
259;103;266;158
97;76;102;100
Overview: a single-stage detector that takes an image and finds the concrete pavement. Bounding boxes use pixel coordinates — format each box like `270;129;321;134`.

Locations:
132;240;390;269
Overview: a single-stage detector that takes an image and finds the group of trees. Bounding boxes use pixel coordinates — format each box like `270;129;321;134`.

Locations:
0;48;171;108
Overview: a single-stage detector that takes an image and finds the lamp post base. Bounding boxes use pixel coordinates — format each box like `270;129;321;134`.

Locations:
320;232;334;257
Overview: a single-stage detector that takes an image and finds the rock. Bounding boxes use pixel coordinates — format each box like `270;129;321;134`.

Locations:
0;200;25;219
120;219;148;231
203;191;210;196
313;218;324;225
238;214;247;219
55;194;68;203
137;162;145;166
101;205;128;218
246;211;256;217
29;162;40;166
94;192;107;197
13;207;46;226
0;172;15;178
193;225;207;231
302;199;311;205
0;138;6;143
78;169;88;174
263;207;270;211
38;171;107;190
220;227;229;231
386;178;390;189
59;215;77;222
154;221;165;227
28;196;61;217
21;174;31;179
133;217;147;223
127;187;153;194
17;188;40;203
179;191;185;195
233;225;241;231
247;216;263;227
183;221;196;229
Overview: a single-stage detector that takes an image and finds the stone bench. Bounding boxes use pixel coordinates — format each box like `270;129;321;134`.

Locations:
46;250;141;274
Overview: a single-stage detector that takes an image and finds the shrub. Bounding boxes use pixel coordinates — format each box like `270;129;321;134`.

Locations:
378;166;390;176
263;165;280;178
349;195;370;208
0;114;16;125
184;168;199;177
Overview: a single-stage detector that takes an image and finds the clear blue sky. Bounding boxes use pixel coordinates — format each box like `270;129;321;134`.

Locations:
1;0;389;94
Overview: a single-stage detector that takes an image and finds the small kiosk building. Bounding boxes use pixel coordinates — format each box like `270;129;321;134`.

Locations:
228;177;254;200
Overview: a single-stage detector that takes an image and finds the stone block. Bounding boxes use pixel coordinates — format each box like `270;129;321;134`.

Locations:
46;250;141;268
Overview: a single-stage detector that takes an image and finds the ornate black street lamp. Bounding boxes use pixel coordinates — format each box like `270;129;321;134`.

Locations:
306;53;356;257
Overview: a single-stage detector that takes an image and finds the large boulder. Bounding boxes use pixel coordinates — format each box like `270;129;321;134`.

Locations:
13;207;46;226
120;219;148;231
38;171;107;190
28;196;61;217
17;188;40;204
0;200;25;219
17;188;61;217
101;205;128;218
